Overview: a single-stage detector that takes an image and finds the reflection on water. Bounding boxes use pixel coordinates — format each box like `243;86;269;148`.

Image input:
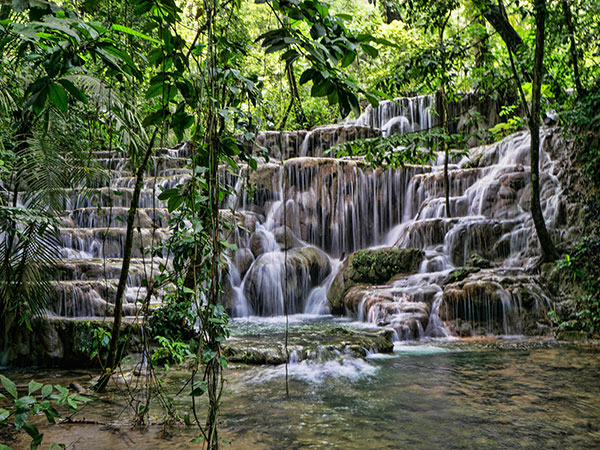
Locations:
4;343;600;449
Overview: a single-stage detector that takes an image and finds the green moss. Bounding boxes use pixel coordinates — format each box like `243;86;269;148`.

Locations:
556;330;588;341
348;248;423;284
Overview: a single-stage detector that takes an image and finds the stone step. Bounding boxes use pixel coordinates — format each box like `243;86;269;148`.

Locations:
59;187;163;209
49;280;159;317
94;156;190;174
60;207;169;229
59;227;169;259
56;257;168;284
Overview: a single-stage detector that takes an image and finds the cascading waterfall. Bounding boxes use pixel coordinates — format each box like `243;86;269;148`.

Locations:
51;94;565;341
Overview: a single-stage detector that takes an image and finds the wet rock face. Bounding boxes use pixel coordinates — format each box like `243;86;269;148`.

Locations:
47;92;569;346
440;269;553;336
274;225;302;250
223;326;394;365
233;248;254;279
2;318;143;367
253;126;379;160
249;229;278;258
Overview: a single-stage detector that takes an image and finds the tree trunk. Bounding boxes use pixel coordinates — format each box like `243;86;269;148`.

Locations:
96;130;158;391
529;0;559;263
476;0;531;81
561;0;584;98
439;15;452;218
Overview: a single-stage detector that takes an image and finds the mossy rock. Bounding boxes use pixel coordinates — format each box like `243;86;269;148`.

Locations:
348;248;423;284
444;266;481;285
327;248;423;314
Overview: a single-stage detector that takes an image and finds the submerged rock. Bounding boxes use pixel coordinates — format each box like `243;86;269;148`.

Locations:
223;326;394;365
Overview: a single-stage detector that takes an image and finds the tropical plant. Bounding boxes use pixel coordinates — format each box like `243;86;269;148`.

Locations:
0;374;90;450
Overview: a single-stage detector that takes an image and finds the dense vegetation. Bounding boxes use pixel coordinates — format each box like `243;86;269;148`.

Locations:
0;0;599;448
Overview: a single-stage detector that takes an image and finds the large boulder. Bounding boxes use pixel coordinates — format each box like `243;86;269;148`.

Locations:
249;229;278;258
233;248;254;278
327;248;424;314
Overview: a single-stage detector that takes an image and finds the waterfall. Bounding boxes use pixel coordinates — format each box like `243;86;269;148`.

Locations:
51;96;564;340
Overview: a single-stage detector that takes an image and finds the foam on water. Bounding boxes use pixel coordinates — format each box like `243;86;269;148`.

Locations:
244;356;379;384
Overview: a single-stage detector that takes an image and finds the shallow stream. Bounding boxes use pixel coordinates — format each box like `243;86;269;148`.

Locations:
4;320;600;449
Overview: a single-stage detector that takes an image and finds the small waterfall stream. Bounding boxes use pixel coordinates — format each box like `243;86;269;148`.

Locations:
51;94;566;340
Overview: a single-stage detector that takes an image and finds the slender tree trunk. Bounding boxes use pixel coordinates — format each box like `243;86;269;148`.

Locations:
96;130;158;391
204;1;223;446
439;15;452;218
561;0;584;98
530;0;559;263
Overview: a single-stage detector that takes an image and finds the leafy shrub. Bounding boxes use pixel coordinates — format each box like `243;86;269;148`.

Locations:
149;300;195;342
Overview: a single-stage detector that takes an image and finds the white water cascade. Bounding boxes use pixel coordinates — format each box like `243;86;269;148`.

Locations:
50;94;567;340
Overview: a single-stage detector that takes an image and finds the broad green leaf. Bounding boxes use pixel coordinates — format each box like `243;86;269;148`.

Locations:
53;384;68;396
360;43;378;58
57;79;88;104
48;82;68;112
190;380;207;396
28;381;43;396
112;24;160;44
0;375;18;399
15;396;36;409
310;22;325;39
248;157;257;171
14;410;29;429
0;408;9;422
41;385;52;399
340;50;356;68
311;80;333;97
299;68;316;85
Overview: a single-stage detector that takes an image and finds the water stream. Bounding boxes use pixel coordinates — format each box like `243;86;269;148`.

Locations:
4;338;600;449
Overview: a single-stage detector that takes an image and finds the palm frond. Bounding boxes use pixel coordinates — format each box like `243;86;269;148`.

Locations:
0;206;60;339
0;82;16;115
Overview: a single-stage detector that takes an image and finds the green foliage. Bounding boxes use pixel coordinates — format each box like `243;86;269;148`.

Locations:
0;374;90;450
151;336;193;369
564;83;600;186
0;207;60;344
330;127;468;169
256;0;387;119
73;321;112;363
489;104;525;139
553;237;600;336
149;299;195;342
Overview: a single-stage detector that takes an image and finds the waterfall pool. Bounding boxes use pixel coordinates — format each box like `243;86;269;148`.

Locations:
3;322;600;449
